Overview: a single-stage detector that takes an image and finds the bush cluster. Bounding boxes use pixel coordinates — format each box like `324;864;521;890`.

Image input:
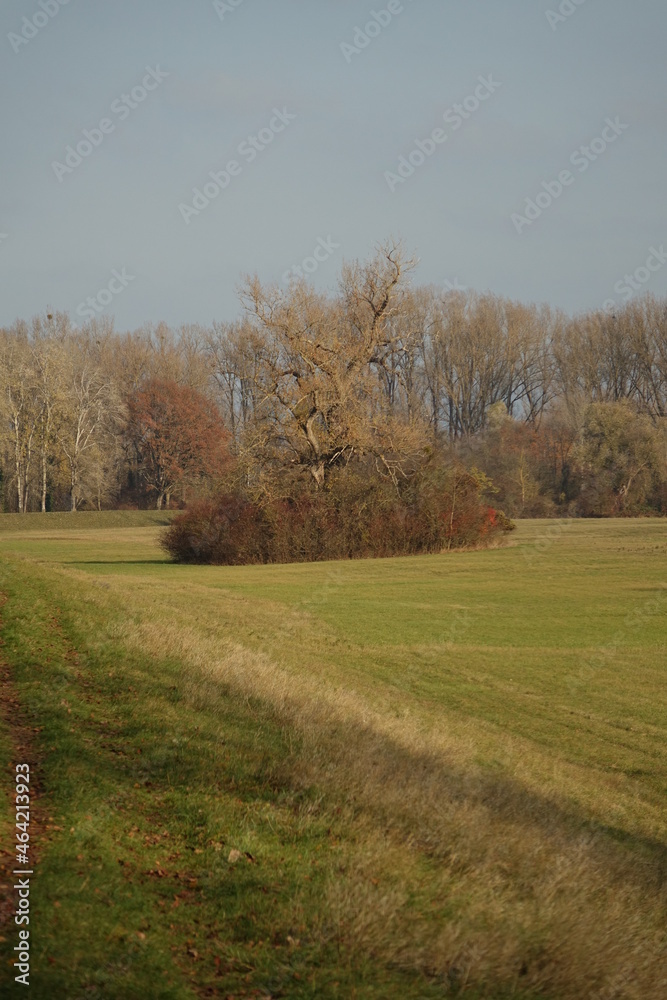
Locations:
162;466;514;565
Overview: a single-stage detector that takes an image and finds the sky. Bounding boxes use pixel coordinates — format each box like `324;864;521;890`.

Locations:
1;0;666;331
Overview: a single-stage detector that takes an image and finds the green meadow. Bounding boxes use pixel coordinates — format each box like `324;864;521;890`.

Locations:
0;515;665;998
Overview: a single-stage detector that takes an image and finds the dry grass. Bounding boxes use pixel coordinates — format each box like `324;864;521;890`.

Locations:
96;599;666;999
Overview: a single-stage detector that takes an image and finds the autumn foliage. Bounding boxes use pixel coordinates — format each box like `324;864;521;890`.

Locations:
162;465;514;565
127;379;230;508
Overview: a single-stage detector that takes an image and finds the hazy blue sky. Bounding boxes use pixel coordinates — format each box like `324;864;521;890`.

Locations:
1;0;666;329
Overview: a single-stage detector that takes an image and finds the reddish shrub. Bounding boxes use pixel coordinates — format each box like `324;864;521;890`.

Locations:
162;464;514;565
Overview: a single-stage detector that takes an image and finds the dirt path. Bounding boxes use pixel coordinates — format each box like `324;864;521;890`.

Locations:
0;592;46;938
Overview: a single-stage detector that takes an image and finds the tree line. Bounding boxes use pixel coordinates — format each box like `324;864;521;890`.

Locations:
2;240;666;520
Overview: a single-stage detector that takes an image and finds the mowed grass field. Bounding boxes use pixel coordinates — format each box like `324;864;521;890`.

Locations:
0;516;665;999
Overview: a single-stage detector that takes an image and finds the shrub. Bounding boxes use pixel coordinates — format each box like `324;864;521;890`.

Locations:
162;464;514;565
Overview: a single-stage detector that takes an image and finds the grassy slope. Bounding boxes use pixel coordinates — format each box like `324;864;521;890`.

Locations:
0;517;665;998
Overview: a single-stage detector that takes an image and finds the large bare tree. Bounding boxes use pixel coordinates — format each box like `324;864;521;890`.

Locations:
237;240;424;488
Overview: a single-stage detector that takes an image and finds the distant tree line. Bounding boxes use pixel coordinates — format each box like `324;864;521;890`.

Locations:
1;240;666;523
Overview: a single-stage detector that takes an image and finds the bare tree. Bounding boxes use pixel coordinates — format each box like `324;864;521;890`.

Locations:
56;330;122;511
0;325;40;512
238;240;422;488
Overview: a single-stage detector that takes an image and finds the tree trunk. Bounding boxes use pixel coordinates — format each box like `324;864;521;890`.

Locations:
14;432;25;513
41;449;47;512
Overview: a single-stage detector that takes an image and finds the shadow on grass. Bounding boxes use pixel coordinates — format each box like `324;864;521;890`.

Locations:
65;637;667;899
